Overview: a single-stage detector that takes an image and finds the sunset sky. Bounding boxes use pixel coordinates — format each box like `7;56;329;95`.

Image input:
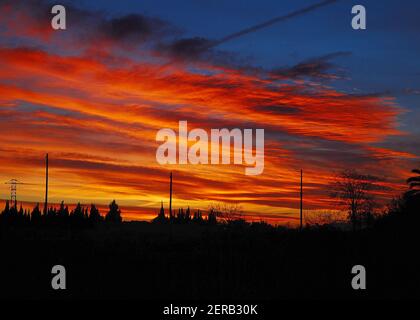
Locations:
0;0;419;223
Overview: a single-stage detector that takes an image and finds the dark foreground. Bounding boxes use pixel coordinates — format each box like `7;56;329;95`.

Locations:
0;217;419;300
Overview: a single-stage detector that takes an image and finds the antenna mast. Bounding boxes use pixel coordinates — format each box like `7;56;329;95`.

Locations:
300;169;303;230
169;172;173;218
44;153;49;215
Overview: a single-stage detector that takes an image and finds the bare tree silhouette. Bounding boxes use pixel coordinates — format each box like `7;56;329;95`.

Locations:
208;202;243;223
330;170;381;231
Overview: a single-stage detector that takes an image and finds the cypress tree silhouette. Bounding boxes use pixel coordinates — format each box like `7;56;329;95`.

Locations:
208;208;217;225
105;200;122;223
31;203;42;224
1;200;11;224
176;208;184;222
57;201;69;222
153;201;166;223
88;204;102;224
23;209;30;224
185;207;191;222
17;204;24;225
2;200;10;215
193;209;202;222
9;204;18;225
71;202;85;225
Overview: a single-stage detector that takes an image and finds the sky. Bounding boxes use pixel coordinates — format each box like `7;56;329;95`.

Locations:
0;0;419;223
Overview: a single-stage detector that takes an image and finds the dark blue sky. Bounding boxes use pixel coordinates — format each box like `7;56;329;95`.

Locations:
72;0;420;133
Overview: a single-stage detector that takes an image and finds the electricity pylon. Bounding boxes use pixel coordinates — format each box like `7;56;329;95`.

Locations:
4;179;27;206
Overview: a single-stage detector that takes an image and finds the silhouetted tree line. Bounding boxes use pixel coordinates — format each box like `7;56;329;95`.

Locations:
153;202;214;225
1;168;419;229
153;166;420;228
0;200;122;227
152;201;240;225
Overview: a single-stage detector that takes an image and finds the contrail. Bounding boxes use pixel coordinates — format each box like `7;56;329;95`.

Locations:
208;0;340;49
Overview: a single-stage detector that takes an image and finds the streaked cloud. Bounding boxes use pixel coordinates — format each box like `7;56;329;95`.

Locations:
0;0;416;224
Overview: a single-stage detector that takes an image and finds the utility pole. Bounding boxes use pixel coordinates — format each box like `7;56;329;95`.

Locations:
169;171;172;218
44;153;48;215
300;169;303;230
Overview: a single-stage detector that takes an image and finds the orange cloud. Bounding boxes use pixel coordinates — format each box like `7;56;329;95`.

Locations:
0;23;415;224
